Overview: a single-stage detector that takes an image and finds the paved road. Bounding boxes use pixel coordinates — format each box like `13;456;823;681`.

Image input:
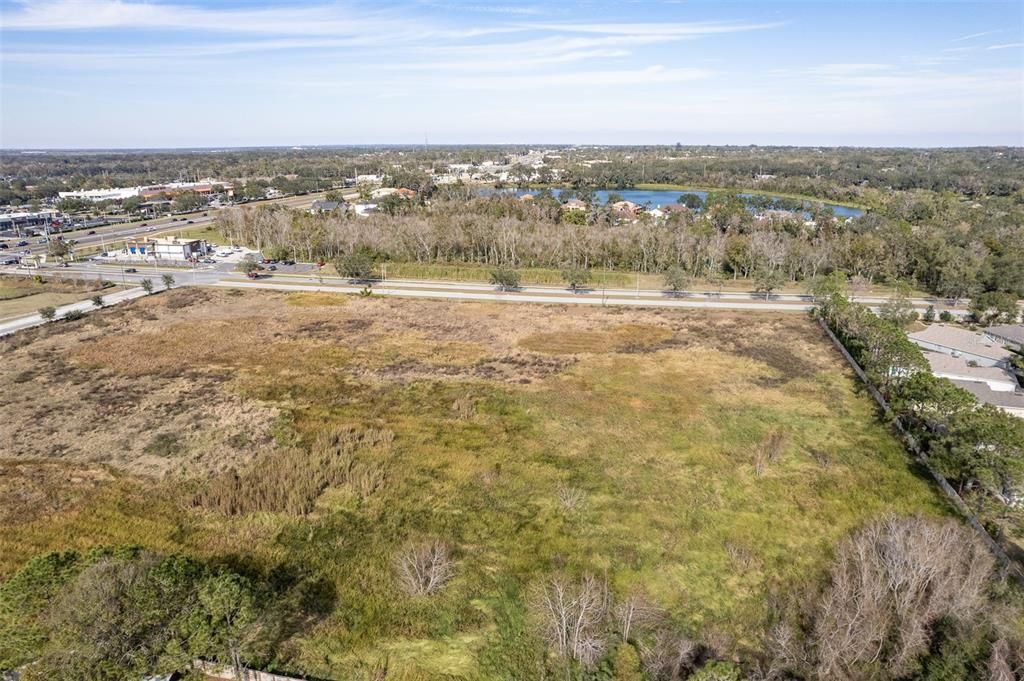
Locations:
2;257;977;341
211;279;821;311
7;190;328;257
0;286;147;337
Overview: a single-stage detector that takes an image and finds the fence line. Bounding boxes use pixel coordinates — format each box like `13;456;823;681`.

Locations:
816;317;1023;581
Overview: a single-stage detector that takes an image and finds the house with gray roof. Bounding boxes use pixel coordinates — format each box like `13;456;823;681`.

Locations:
949;379;1024;419
984;324;1024;351
908;324;1012;368
923;351;1019;393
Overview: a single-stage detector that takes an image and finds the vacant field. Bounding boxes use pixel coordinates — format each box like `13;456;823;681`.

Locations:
0;288;950;678
0;273;120;321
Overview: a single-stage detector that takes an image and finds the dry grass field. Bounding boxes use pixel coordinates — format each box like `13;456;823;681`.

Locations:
0;288;950;678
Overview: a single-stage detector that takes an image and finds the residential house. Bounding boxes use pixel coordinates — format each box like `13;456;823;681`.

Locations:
949;380;1024;419
907;324;1013;368
922;352;1018;393
562;199;587;211
611;200;641;215
371;187;399;199
984;324;1024;351
661;203;690;217
351;202;378;217
310;200;344;214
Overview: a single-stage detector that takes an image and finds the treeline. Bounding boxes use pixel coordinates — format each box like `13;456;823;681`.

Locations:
4;146;1022;207
0;546;307;681
817;289;1024;510
218;190;1024;299
562;147;1024;199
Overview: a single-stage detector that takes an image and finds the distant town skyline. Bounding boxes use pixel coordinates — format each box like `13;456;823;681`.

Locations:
1;0;1022;148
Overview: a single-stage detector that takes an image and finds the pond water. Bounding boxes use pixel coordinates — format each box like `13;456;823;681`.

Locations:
483;187;865;218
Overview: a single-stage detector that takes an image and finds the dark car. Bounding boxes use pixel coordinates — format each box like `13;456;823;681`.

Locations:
281;260;295;266
0;243;8;250
87;230;96;235
187;220;194;224
125;267;137;273
267;265;277;271
202;212;208;216
140;223;148;227
16;240;28;246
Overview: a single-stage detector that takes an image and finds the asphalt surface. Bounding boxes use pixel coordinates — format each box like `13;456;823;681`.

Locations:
3;254;980;339
4;191;328;258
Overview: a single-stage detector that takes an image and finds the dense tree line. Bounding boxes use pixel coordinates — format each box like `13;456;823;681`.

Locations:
817;291;1024;508
4;146;1021;207
217;187;1024;300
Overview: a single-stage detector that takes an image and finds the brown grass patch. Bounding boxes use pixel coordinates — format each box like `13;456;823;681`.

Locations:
0;462;115;523
519;323;674;354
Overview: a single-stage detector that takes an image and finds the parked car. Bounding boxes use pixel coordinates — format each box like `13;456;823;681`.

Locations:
0;243;8;250
125;267;137;273
267;265;277;271
281;260;295;265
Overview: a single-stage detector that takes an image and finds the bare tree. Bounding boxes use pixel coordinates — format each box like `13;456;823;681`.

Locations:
988;638;1015;681
614;590;664;642
809;516;994;680
639;629;699;681
532;574;608;669
394;540;454;596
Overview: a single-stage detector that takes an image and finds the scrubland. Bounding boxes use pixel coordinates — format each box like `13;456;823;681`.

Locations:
0;288;950;678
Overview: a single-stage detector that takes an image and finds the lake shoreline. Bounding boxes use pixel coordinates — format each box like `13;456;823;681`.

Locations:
518;182;869;211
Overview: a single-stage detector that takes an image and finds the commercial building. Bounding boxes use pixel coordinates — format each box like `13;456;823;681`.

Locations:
59;179;233;203
0;210;60;232
124;237;206;261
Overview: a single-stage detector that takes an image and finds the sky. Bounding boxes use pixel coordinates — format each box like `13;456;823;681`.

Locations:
0;0;1022;148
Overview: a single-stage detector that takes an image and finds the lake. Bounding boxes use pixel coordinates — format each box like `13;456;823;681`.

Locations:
483;188;865;218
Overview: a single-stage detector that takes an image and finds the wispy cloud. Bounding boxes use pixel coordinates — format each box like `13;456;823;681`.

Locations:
986;42;1024;51
806;63;892;77
529;20;785;37
950;29;1002;42
0;0;510;39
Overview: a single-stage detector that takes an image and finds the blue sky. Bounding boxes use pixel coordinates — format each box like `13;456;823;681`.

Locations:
0;0;1021;148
